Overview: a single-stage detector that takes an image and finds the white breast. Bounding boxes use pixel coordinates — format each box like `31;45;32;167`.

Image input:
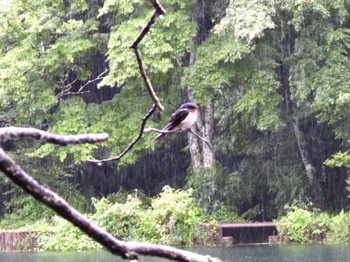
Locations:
176;112;197;131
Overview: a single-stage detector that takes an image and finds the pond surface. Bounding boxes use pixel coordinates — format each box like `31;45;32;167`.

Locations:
1;245;350;262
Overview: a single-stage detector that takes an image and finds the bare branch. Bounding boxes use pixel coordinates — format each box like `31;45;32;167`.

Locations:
0;127;109;146
90;1;167;163
88;104;158;164
76;69;110;93
126;241;220;262
130;9;165;49
143;127;212;149
55;78;78;98
143;127;179;134
132;47;164;111
0;148;221;262
149;0;166;16
56;69;110;99
58;90;91;97
129;2;165;111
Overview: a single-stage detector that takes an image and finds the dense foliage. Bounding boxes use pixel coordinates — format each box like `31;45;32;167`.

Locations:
1;0;350;238
277;204;350;244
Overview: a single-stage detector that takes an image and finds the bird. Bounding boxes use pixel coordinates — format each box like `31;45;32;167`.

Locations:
153;102;199;142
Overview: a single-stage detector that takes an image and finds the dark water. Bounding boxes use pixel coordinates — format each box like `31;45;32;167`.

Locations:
1;245;350;262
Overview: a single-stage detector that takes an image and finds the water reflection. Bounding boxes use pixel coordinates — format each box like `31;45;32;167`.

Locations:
1;245;350;262
193;245;350;262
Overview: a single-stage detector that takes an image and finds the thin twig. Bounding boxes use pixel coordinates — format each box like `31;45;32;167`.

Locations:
189;130;212;150
130;10;164;49
56;69;110;99
77;68;110;93
59;90;91;97
144;127;212;149
88;104;158;164
55;78;78;98
0;148;221;262
143;127;179;134
0;127;109;146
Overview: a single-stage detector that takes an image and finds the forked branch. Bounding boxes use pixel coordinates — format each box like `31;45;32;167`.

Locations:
0;147;220;262
88;104;157;164
90;1;165;163
56;69;110;99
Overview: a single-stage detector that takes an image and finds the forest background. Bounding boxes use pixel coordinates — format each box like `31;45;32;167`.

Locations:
1;0;350;247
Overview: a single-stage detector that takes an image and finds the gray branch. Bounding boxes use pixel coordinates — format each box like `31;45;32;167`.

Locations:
0;127;109;146
88;104;157;164
129;1;164;111
131;46;164;111
0;147;220;262
56;69;110;99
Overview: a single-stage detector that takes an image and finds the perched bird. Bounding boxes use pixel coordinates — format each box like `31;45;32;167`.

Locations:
153;102;199;141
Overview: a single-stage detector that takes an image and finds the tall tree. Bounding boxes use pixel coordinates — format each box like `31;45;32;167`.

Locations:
186;0;215;171
184;0;350;214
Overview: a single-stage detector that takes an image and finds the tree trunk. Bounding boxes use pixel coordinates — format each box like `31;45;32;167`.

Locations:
293;119;315;184
186;0;214;172
293;119;325;208
187;126;202;169
187;97;215;171
203;98;214;170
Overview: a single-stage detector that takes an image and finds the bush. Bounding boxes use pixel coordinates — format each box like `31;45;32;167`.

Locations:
276;204;330;243
150;186;205;245
327;210;350;243
36;216;100;251
93;193;155;242
36;186;212;250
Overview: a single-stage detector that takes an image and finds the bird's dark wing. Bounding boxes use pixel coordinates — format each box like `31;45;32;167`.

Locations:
163;109;189;130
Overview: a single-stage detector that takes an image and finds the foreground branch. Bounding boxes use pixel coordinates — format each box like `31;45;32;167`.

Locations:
0;127;109;146
0;148;220;262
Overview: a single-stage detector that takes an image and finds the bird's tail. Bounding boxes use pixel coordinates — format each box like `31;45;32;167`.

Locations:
153;132;169;142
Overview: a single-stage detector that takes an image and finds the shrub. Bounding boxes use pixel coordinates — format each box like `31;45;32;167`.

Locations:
36;216;100;251
327;210;350;243
36;186;212;250
151;186;206;245
276;205;330;243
